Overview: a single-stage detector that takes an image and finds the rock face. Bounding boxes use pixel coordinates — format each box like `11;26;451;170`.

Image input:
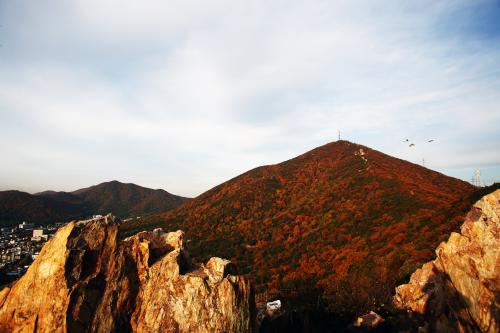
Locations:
0;215;254;333
394;189;500;333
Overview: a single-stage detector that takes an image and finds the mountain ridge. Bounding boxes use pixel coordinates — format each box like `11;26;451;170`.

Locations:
0;180;188;225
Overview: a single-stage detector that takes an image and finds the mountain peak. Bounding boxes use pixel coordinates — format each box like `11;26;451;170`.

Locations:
122;141;475;315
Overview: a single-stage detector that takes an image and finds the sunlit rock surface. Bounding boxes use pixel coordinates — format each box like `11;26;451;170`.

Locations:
0;215;255;333
394;189;500;333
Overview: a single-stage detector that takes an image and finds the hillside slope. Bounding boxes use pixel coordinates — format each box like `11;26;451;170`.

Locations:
122;140;476;315
0;181;188;225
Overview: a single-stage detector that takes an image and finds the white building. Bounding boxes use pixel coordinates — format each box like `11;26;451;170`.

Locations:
19;221;34;230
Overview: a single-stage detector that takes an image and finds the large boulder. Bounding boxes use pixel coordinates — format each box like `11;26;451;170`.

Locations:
0;215;255;333
394;189;500;333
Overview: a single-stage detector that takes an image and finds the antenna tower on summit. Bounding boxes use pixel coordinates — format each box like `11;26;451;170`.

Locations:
472;168;483;187
338;130;341;141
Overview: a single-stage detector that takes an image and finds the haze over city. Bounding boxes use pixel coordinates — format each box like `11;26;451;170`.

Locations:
1;0;499;196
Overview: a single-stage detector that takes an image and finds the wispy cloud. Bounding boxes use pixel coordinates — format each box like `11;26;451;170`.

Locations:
1;0;499;195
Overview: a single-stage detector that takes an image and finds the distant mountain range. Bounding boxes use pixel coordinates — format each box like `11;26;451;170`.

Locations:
0;181;188;225
121;140;478;315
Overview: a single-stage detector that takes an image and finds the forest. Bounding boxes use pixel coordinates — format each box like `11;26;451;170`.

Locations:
121;141;480;316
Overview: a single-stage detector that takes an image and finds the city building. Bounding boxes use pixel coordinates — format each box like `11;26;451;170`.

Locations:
19;222;34;230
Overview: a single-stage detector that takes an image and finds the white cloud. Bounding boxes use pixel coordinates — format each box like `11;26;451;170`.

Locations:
0;0;499;195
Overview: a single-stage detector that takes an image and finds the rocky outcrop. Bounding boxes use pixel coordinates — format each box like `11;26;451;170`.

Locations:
394;189;500;333
0;215;254;333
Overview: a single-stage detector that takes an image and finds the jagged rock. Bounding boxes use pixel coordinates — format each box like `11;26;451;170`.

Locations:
394;189;500;333
0;214;255;333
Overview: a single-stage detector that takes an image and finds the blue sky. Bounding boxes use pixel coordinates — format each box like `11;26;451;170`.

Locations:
0;0;499;196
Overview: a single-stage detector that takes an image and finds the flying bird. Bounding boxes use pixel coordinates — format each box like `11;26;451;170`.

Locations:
409;143;415;148
404;139;409;142
428;139;434;142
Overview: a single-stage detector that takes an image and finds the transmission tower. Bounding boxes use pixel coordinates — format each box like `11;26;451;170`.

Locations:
472;168;483;187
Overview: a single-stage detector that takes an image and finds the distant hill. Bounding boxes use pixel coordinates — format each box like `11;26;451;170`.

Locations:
71;181;188;218
0;191;80;225
0;181;188;225
121;140;476;316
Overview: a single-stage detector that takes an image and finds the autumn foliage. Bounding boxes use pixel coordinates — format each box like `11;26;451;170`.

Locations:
121;141;475;316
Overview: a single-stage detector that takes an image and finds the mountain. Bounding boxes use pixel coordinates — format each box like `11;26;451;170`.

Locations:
0;190;82;225
0;215;254;332
0;181;188;225
121;140;476;316
70;180;187;218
